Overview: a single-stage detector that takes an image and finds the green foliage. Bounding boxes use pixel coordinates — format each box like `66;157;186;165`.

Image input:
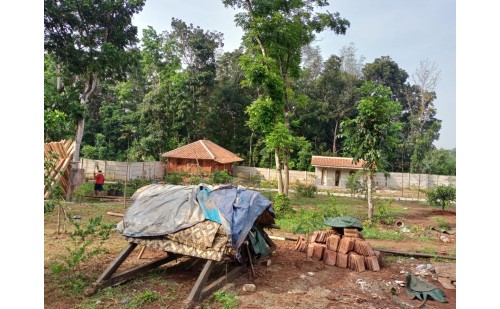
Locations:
189;175;204;185
427;185;456;210
273;194;295;218
345;171;363;196
321;192;348;218
373;198;396;225
423;148;456;176
209;170;233;184
213;290;238;309
165;172;185;185
295;181;317;198
433;216;451;231
54;215;114;274
128;290;161;308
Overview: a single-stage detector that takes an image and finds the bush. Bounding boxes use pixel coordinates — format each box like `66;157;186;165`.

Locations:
165;172;184;185
273;194;295;218
427;185;456;210
345;171;363;196
295;181;317;198
373;198;395;225
209;170;233;184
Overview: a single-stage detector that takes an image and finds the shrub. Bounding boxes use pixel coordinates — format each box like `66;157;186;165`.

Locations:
433;216;451;231
273;194;295;218
345;171;363;196
213;290;238;309
427;185;456;210
209;170;233;184
373;198;395;225
295;181;317;198
165;172;184;185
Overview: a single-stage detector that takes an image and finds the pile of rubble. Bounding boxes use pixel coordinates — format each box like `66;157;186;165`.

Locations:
295;228;383;272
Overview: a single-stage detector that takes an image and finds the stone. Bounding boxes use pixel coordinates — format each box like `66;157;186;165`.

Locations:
243;284;256;292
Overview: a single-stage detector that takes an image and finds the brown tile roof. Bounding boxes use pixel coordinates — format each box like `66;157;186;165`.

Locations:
310;156;365;169
161;140;244;164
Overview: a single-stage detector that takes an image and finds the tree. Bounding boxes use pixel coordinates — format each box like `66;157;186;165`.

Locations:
339;81;402;220
422;148;456;176
427;185;456;211
44;0;145;200
223;0;350;195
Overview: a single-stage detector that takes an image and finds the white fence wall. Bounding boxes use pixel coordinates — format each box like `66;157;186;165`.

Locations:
78;159;455;189
80;158;165;181
234;166;455;190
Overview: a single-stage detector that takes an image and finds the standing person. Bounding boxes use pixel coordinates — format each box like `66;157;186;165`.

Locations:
94;170;105;196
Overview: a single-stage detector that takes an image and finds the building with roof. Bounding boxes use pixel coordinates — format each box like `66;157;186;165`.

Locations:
311;156;366;188
161;140;244;175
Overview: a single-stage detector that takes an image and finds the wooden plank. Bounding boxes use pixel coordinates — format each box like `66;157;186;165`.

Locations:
199;265;247;300
95;243;137;283
98;253;179;288
185;260;216;304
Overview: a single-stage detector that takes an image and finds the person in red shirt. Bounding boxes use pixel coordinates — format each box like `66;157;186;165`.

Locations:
94;170;105;196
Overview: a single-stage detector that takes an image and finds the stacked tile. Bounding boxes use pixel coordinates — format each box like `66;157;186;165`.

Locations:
374;250;384;267
348;252;366;272
353;239;375;256
337;237;355;254
323;250;337;266
364;256;380;271
326;234;341;251
343;228;359;238
294;234;308;252
336;252;348;268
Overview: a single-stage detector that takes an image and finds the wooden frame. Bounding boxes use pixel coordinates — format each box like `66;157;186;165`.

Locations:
88;233;276;308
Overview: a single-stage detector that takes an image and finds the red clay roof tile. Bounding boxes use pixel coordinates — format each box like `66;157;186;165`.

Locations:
161;140;243;164
310;156;365;169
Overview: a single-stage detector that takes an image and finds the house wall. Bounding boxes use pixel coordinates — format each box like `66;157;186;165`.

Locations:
313;167;358;188
166;158;234;175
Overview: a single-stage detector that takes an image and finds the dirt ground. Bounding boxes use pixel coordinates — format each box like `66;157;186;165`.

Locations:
44;197;456;309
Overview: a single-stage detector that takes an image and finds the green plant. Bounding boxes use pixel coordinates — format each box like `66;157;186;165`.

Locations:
321;192;348;218
433;216;451;231
44;151;65;213
54;215;114;274
373;198;395;225
213;290;238;309
427;185;456;210
189;174;204;185
295;181;317;198
248;173;262;187
128;289;161;308
209;170;233;184
273;194;295;218
345;171;363;196
165;172;184;185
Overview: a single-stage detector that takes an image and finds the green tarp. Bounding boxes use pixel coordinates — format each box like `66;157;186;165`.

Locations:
323;216;363;231
405;273;448;303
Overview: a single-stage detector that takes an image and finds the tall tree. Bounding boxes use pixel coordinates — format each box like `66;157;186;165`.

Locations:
44;0;145;200
406;59;442;175
339;81;402;220
223;0;349;195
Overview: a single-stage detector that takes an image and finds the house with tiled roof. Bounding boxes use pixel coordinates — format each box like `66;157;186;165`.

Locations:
311;156;366;188
161;140;244;175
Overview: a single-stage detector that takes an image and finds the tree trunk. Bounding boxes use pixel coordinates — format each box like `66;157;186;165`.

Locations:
66;116;85;201
283;151;289;196
332;121;338;154
275;149;283;194
367;174;374;220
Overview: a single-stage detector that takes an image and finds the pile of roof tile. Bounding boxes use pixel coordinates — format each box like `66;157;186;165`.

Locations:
295;228;383;272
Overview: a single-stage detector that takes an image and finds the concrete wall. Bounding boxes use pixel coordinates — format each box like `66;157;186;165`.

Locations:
80;158;165;181
234;165;456;190
78;159;456;190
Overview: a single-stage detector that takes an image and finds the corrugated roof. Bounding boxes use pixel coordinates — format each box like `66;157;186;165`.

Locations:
310;156;365;169
161;140;244;164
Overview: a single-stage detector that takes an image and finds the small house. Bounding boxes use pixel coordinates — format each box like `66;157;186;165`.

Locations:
161;140;244;175
311;156;366;188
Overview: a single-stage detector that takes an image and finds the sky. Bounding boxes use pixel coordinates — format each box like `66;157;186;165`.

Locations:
132;0;456;150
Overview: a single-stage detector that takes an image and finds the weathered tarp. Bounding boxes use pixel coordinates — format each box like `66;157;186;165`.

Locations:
119;184;272;251
120;184;205;237
323;216;364;231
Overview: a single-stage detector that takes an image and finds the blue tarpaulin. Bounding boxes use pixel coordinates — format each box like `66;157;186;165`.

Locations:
119;184;272;251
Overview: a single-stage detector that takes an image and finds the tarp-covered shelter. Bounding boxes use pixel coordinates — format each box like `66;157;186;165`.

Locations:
93;184;276;307
161;140;243;175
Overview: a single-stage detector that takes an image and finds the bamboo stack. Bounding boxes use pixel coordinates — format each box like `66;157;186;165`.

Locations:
44;139;75;199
